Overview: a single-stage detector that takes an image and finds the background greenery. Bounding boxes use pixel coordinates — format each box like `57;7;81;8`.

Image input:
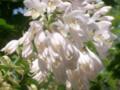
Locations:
0;0;120;90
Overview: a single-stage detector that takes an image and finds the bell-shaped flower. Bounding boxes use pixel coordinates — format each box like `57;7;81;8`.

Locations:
63;44;80;70
78;48;103;79
1;40;18;54
50;32;66;53
34;31;48;53
86;47;103;73
24;0;47;19
31;59;48;83
46;0;71;13
1;0;116;89
100;16;114;21
52;56;67;83
66;69;89;90
22;43;33;58
92;6;111;19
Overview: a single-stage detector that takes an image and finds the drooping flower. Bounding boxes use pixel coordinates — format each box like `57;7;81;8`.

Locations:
1;0;116;90
1;40;18;54
24;0;71;19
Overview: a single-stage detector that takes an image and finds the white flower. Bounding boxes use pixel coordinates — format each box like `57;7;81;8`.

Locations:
68;0;84;9
63;45;79;70
50;32;66;53
18;32;29;45
24;0;47;19
66;69;89;90
34;31;48;53
92;6;112;20
33;71;47;83
31;59;41;74
86;47;103;74
24;0;71;19
22;44;33;58
101;16;114;21
31;59;48;83
46;0;71;13
2;0;116;89
52;59;67;83
92;20;116;58
1;40;18;54
78;48;102;80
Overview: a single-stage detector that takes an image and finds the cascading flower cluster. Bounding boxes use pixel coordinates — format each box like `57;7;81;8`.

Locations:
1;0;116;90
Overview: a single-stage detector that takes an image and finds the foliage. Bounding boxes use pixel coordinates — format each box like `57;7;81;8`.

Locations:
90;41;120;90
0;0;29;48
90;0;120;89
0;53;66;90
0;53;38;90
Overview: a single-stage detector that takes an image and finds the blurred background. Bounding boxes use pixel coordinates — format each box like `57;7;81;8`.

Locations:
0;0;120;90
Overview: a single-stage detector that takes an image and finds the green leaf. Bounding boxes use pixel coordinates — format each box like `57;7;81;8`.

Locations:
0;18;14;30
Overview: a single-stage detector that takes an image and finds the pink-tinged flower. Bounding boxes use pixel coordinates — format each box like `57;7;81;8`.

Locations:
31;59;48;83
24;0;47;19
24;0;71;19
78;48;103;80
22;44;33;58
2;0;116;89
1;40;18;54
34;31;48;54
